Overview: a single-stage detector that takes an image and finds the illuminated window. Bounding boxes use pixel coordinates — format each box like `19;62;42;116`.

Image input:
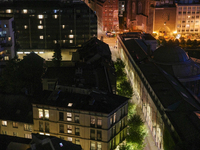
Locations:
97;118;102;128
4;56;9;60
113;113;116;123
23;9;27;14
62;25;65;29
38;109;43;119
24;134;32;139
40;20;42;24
63;40;66;43
70;30;73;33
44;109;49;119
24;124;32;131
13;122;18;128
54;40;57;44
110;117;112;125
69;35;74;38
97;142;102;150
45;133;50;136
68;103;73;107
67;125;72;133
186;24;190;28
2;121;7;126
38;25;43;29
6;9;12;13
24;25;28;29
40;35;43;39
91;141;95;149
68;137;72;142
69;40;73;43
90;117;95;127
54;15;58;19
75;139;80;145
67;112;72;121
8;37;11;41
38;15;43;19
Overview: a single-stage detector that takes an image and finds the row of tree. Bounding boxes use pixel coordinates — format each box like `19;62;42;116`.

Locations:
114;59;148;150
159;39;200;48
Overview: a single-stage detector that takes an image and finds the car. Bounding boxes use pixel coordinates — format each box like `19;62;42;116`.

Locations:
106;31;114;37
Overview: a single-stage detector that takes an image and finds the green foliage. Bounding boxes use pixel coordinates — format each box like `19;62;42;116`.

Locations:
114;58;133;98
126;114;148;150
128;102;137;120
52;42;62;67
117;80;133;98
163;127;176;150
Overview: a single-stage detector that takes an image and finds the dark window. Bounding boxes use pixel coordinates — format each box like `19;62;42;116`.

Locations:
90;129;95;140
60;124;64;133
59;112;64;121
75;115;79;123
75;127;80;136
39;121;43;132
45;122;49;133
97;130;102;141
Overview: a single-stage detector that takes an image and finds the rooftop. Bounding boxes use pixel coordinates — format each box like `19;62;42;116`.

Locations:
34;90;129;114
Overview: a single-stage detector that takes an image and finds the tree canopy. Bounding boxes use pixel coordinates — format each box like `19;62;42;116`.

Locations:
52;42;62;67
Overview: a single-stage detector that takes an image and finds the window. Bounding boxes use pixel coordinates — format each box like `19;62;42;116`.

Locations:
40;20;42;24
13;122;18;128
67;125;72;134
68;137;72;142
110;117;112;125
91;141;95;150
4;24;7;28
38;109;43;119
25;134;32;139
97;118;102;128
8;37;11;41
38;25;43;29
13;132;18;136
70;30;73;33
24;25;28;29
44;110;49;120
38;15;44;19
6;9;12;13
2;121;7;126
2;131;7;135
60;136;65;140
45;122;49;133
97;142;102;150
69;40;73;43
113;113;116;123
62;25;65;29
97;130;102;141
113;126;116;135
75;127;80;135
75;115;79;123
69;35;74;38
67;112;72;121
24;124;32;131
40;35;43;39
23;9;27;14
63;40;66;43
54;15;58;19
60;124;64;133
75;139;80;145
90;129;95;140
39;121;43;132
59;112;64;121
91;117;95;127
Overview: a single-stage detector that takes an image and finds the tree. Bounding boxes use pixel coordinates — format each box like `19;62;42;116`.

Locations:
186;39;192;47
114;58;127;82
52;42;62;67
192;39;198;48
174;39;179;46
117;80;133;98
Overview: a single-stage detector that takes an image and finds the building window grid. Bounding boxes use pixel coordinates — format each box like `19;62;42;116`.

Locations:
67;125;72;134
67;112;72;121
75;127;80;135
24;124;32;131
13;122;18;128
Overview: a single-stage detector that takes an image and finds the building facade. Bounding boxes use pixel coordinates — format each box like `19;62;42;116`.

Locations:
0;1;97;57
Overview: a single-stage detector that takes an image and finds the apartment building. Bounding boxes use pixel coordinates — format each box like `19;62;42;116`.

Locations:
32;91;129;150
176;4;200;35
0;1;97;56
0;17;15;60
0;94;33;139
